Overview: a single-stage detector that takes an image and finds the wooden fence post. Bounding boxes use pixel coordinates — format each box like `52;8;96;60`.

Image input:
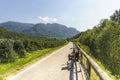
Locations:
87;59;91;79
79;48;82;63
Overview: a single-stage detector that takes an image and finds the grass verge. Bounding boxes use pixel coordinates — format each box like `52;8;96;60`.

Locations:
77;42;118;80
0;43;67;80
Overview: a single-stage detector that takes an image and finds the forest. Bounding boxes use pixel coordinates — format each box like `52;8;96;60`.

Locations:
72;9;120;78
0;27;66;63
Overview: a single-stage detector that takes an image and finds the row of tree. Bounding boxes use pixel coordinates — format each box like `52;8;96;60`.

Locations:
0;27;66;63
0;39;26;63
72;9;120;78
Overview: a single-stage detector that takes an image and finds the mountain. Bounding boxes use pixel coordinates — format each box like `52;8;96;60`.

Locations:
0;21;34;32
23;23;79;38
0;21;79;39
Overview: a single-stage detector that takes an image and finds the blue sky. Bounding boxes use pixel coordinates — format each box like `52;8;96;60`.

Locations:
0;0;120;31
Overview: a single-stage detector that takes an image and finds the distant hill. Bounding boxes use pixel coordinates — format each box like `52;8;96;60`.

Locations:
0;21;34;32
22;23;79;39
0;21;79;39
0;27;25;39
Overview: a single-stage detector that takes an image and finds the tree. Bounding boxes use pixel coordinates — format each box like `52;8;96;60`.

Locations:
110;9;120;23
14;40;26;57
0;39;16;63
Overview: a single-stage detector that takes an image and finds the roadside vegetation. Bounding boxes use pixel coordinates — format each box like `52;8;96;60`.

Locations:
77;42;116;80
0;27;66;63
0;46;65;80
0;46;66;80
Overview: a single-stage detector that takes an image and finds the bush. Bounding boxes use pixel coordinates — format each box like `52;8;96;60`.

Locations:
0;39;16;63
14;40;26;57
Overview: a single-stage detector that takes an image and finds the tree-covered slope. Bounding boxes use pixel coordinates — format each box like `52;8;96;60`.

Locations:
23;23;79;39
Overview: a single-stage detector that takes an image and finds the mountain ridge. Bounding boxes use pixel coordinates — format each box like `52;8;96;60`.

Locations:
0;21;79;39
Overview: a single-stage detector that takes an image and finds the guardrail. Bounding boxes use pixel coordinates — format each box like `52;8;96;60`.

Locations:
74;43;112;80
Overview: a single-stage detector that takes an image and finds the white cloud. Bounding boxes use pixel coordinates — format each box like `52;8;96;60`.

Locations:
51;18;58;22
38;16;49;22
38;16;58;22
